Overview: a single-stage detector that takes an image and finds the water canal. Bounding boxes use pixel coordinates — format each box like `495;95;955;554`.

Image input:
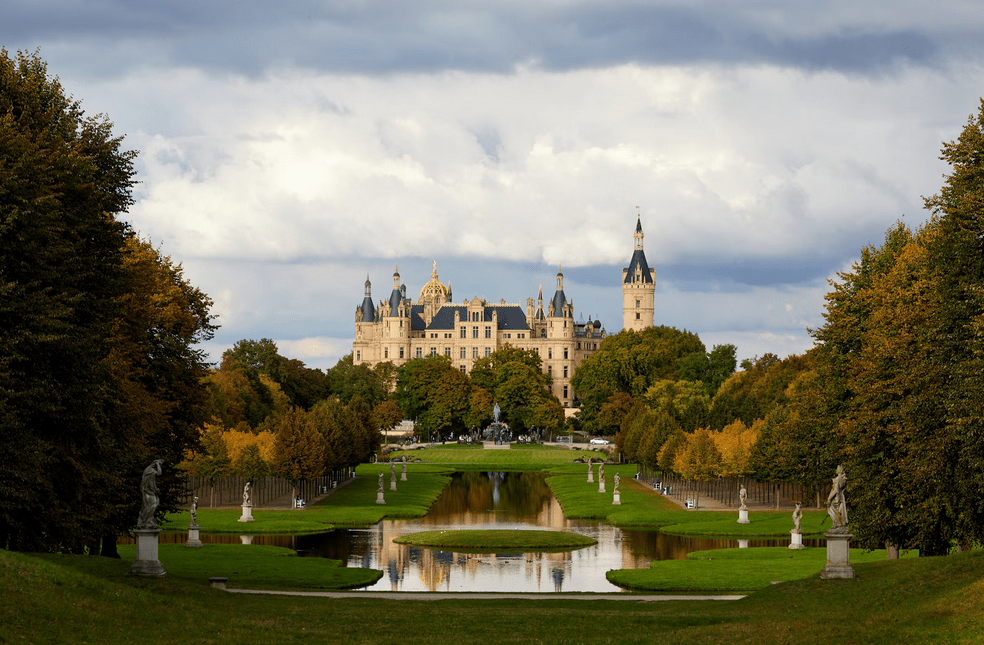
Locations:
168;472;813;593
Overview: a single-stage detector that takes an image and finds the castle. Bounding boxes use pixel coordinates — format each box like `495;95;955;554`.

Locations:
353;217;655;407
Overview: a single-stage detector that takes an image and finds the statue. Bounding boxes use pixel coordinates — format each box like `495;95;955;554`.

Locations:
826;465;849;532
391;462;396;477
599;464;605;480
243;481;252;506
137;459;164;529
613;472;620;493
493;402;501;424
792;502;803;531
378;472;384;493
739;484;747;510
190;496;199;526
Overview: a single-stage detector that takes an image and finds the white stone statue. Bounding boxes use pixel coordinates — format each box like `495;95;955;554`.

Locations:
137;459;164;529
599;464;605;481
792;502;803;532
243;481;252;506
739;484;747;510
378;472;384;493
613;472;620;493
391;462;396;476
493;402;501;423
826;465;849;532
190;496;198;526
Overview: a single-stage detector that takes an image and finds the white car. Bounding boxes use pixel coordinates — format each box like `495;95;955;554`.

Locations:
590;438;610;445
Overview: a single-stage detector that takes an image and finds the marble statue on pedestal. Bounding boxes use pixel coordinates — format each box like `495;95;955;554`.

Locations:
190;496;199;527
243;482;252;506
792;502;802;531
613;472;620;493
137;459;164;529
826;465;849;533
738;484;747;511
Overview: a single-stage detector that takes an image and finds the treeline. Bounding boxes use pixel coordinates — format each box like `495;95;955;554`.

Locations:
573;101;984;556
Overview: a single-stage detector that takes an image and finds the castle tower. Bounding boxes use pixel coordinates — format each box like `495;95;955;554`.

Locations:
622;215;655;331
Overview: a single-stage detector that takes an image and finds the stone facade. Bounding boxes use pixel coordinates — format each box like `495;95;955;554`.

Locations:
354;218;654;407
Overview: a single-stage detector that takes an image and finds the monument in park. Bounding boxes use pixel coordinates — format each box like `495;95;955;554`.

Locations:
737;484;750;524
587;457;593;483
789;502;805;550
598;464;606;494
612;472;621;505
238;482;254;522
376;472;386;505
186;496;202;548
129;459;166;577
390;463;398;491
820;465;855;579
401;456;408;481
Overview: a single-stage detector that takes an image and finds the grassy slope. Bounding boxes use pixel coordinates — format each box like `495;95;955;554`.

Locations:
389;444;607;468
3;548;982;644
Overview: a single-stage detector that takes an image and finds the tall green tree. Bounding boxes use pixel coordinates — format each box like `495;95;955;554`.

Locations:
0;50;215;552
273;407;326;502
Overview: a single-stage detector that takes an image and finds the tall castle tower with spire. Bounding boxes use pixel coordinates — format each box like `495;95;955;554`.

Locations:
622;215;655;331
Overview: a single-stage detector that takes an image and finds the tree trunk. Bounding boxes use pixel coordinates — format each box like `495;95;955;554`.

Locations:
100;535;120;558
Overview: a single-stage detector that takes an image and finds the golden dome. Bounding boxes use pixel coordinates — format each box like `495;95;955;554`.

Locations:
419;260;448;302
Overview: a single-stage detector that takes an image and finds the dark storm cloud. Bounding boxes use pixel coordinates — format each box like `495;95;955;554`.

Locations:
1;0;960;78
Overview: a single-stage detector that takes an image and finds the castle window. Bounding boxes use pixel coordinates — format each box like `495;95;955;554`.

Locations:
384;347;389;359
400;348;405;358
636;313;640;320
445;347;451;357
472;347;479;359
548;348;553;359
563;366;568;378
460;327;466;338
472;326;479;338
460;365;466;373
356;350;361;362
430;347;436;356
564;348;569;360
636;300;640;308
460;347;466;359
563;386;568;399
416;347;422;358
485;347;491;358
548;366;552;376
485;326;491;338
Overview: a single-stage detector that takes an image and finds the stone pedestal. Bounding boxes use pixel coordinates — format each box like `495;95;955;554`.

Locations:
821;530;855;579
789;529;804;550
240;535;253;544
612;492;621;506
390;477;397;491
587;470;594;483
737;508;750;524
186;524;203;548
738;539;749;549
401;468;407;482
376;491;386;505
598;481;606;494
238;504;254;522
129;529;166;577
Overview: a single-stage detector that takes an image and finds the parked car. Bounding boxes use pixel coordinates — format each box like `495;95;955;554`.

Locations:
590;438;610;445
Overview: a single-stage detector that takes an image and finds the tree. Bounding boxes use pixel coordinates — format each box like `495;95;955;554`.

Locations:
677;344;738;397
673;428;723;509
273;407;326;502
0;50;215;552
186;423;230;508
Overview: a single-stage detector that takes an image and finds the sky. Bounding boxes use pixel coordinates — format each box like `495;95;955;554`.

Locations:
4;1;983;371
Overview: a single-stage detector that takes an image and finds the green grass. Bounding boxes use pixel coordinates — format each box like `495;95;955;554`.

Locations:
32;543;381;591
389;444;608;469
608;546;919;592
546;470;829;536
161;467;452;532
393;529;596;551
3;547;983;644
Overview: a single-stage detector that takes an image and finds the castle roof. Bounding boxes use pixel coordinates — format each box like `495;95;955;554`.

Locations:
624;249;653;284
426;305;530;331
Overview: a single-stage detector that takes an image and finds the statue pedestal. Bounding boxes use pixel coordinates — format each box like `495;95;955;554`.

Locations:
240;535;253;544
612;492;621;506
376;491;386;505
401;470;407;482
587;472;594;483
789;529;804;550
238;504;254;522
738;539;749;549
821;530;855;578
390;478;397;491
186;524;203;548
598;481;606;494
129;529;166;577
737;508;750;524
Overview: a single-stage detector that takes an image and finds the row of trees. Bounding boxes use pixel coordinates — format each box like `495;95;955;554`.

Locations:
1;51;216;553
395;347;566;439
597;101;984;555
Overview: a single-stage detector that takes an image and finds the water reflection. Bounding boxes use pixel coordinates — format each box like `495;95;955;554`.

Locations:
159;472;825;593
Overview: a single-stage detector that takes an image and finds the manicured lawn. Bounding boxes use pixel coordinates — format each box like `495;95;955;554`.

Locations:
607;545;919;592
4;547;983;644
160;467;452;532
394;529;597;551
389;444;608;469
546;470;829;536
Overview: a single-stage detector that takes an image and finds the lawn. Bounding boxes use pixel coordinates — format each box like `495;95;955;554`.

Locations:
388;444;609;469
3;547;982;644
